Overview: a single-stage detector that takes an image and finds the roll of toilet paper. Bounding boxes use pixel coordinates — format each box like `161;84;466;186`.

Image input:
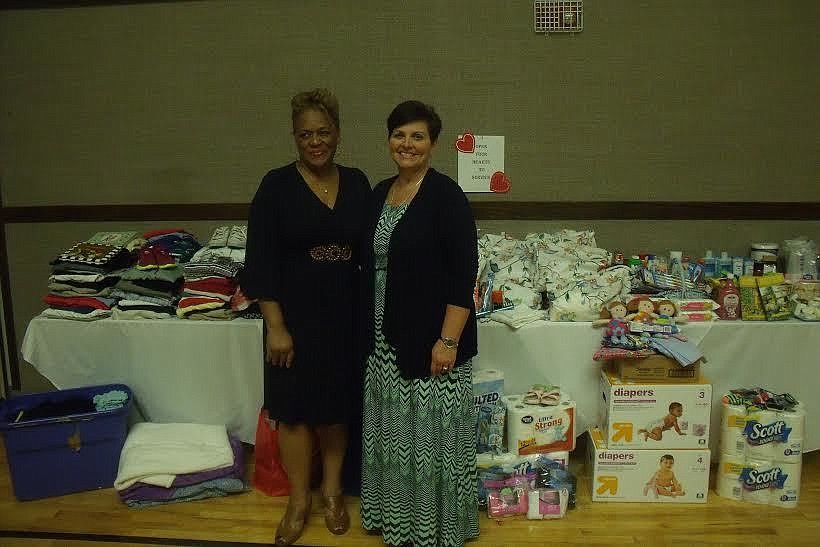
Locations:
503;395;576;455
720;427;747;458
739;459;775;506
716;475;743;501
774;438;803;464
721;401;749;431
772;462;802;509
777;406;806;441
717;453;747;480
743;410;779;460
720;402;749;456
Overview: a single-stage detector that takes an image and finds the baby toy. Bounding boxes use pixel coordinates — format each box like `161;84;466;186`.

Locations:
592;300;631;345
626;296;659;323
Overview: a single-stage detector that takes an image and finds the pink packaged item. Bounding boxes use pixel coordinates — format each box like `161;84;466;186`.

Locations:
485;475;530;518
527;488;569;520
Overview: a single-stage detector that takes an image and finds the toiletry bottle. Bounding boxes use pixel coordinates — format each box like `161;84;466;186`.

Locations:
718;251;733;277
703;250;716;278
732;256;744;278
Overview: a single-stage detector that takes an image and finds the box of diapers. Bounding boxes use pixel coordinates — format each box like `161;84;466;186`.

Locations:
587;427;710;503
599;367;711;450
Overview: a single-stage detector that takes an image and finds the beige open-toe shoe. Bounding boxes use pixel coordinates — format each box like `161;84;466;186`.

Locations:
322;494;350;535
275;497;312;546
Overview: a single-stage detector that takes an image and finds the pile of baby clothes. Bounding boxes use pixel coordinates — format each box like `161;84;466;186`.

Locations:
177;225;246;320
141;228;202;264
43;232;140;321
111;237;187;320
114;422;246;508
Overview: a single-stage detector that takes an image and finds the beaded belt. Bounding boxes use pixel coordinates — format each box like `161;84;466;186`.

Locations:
309;243;352;262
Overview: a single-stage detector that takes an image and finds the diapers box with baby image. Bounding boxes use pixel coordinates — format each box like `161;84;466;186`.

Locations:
587;427;710;503
599;367;711;450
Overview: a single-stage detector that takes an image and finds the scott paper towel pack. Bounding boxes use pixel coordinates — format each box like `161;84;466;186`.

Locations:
716;394;806;507
716;455;802;507
503;394;576;455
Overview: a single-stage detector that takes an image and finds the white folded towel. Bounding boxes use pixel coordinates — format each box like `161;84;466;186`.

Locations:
114;422;234;491
490;307;546;329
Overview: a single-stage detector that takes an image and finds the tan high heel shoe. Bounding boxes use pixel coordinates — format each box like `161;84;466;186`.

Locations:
322;494;350;535
275;497;312;546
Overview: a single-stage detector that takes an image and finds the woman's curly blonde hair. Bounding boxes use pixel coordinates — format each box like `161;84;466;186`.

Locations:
291;88;339;129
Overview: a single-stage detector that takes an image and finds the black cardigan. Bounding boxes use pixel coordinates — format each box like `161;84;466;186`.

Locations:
360;168;478;379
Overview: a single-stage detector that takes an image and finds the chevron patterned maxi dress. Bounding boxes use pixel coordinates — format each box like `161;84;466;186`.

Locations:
360;201;480;547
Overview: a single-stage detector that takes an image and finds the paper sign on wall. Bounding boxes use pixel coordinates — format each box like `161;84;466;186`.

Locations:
456;133;509;193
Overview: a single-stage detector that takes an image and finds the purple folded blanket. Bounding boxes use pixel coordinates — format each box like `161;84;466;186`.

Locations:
118;435;244;501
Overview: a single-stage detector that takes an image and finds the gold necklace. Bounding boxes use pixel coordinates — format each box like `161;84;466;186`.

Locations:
390;173;425;206
297;162;333;199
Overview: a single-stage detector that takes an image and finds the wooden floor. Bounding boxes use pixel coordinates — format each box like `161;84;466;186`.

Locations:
1;436;819;547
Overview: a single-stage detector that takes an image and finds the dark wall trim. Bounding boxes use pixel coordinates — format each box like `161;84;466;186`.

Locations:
2;201;820;223
2;204;251;223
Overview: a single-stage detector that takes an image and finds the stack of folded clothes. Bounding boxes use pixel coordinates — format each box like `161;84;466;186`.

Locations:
111;241;185;319
177;225;246;320
114;422;247;508
142;228;202;264
43;232;140;320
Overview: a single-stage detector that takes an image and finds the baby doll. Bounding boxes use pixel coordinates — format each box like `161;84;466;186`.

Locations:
638;402;685;441
592;300;630;345
643;454;685;498
627;296;659;323
654;299;687;325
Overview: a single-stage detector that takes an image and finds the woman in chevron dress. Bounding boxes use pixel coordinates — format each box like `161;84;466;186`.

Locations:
359;101;480;546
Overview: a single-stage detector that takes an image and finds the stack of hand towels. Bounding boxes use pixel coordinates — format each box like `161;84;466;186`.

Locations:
114;422;247;508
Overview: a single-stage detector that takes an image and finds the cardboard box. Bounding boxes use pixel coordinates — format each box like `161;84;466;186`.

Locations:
614;355;702;384
0;384;131;501
586;427;710;503
599;368;711;450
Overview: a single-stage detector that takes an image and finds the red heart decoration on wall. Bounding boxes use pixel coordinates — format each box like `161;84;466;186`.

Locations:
455;133;475;153
490;171;511;193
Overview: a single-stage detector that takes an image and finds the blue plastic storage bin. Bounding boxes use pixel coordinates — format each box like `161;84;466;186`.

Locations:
0;383;131;501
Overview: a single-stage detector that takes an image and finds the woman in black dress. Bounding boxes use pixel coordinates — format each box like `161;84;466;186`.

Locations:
242;88;371;546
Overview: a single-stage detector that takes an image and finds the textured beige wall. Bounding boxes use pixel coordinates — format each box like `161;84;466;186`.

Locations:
2;1;819;390
1;1;818;205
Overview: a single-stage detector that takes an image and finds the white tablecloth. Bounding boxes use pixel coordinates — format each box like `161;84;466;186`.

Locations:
474;319;819;453
22;316;264;444
21;314;818;451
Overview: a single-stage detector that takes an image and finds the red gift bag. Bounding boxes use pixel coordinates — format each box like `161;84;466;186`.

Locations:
252;409;323;496
252;409;291;496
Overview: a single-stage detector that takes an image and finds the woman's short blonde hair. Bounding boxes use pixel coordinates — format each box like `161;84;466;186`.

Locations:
291;88;340;129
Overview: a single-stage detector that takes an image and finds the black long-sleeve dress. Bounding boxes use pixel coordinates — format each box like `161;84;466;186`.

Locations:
242;162;371;426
